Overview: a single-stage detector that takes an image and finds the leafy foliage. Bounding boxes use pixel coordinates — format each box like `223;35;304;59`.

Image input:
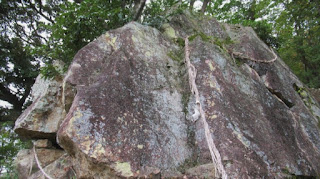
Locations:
38;0;148;78
275;0;320;88
0;0;61;176
143;0;188;28
0;37;39;121
0;122;31;176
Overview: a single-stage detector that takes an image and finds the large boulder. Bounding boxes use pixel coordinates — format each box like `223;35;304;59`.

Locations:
14;71;66;141
15;11;320;178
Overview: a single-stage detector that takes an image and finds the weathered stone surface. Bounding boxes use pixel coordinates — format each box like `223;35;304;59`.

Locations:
309;88;320;105
28;154;74;179
15;12;320;178
58;21;192;178
33;139;52;148
224;23;276;63
14;148;65;179
14;73;66;141
187;36;320;178
185;163;215;178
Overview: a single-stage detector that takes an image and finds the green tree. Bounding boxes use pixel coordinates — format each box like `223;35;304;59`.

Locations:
0;0;63;175
276;0;320;88
0;0;63;122
39;0;149;76
0;123;29;176
207;0;280;47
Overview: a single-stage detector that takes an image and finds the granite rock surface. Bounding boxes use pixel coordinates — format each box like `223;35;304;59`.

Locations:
15;12;320;178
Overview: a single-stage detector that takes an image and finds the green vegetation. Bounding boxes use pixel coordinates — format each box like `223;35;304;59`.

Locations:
293;83;320;128
0;122;31;176
188;32;233;52
167;49;184;64
207;0;320;88
235;58;246;67
177;157;198;174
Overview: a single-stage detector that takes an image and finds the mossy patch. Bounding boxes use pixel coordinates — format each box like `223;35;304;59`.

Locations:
114;162;133;177
293;83;320;128
293;84;314;108
176;37;185;47
181;92;190;115
177;157;198;174
235;57;245;67
161;23;177;40
188;32;233;52
167;49;184;64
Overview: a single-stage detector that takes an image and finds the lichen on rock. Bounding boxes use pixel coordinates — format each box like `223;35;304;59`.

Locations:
14;11;320;178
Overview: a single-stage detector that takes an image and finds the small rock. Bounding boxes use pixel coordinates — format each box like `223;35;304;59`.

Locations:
33;139;52;148
185;163;215;178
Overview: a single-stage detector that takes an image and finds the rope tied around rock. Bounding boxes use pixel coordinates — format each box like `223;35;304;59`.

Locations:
230;46;278;63
184;37;228;179
32;145;54;179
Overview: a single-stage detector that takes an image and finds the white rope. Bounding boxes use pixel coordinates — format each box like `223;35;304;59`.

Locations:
230;46;277;63
185;37;228;179
29;151;34;176
33;145;54;179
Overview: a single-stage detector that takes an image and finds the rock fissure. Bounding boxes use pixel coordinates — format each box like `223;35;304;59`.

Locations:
184;36;227;179
266;87;295;108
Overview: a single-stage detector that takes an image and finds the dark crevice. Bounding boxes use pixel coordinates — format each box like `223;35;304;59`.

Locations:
64;82;77;113
267;87;295;108
15;129;63;149
244;63;295;108
286;175;317;179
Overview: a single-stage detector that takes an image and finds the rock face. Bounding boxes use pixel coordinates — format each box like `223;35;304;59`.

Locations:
15;12;320;178
14;142;74;179
309;88;320;105
14;74;65;141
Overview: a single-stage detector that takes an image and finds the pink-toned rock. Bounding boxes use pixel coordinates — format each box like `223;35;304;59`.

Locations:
15;11;320;178
58;21;192;178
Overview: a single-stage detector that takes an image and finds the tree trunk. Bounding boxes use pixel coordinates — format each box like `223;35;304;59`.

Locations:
247;0;256;21
201;0;210;13
190;0;195;10
133;0;146;22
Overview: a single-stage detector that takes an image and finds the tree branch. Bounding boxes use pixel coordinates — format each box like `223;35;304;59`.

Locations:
27;0;54;24
190;0;196;10
19;78;34;106
201;0;210;13
0;83;21;111
133;0;146;21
